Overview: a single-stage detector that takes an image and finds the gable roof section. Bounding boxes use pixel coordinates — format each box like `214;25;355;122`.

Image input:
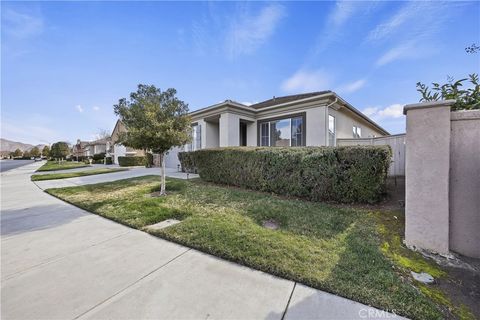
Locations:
250;91;332;109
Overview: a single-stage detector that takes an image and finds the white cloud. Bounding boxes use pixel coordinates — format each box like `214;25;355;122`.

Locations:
362;104;404;120
281;69;332;93
75;105;84;113
337;79;367;94
92;106;100;111
375;42;415;66
328;1;358;27
3;9;44;39
225;4;286;58
367;2;421;42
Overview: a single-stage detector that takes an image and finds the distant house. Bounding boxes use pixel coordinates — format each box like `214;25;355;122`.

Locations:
72;138;109;159
110;120;145;164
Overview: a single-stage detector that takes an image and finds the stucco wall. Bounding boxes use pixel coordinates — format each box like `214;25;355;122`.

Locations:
403;101;479;258
404;102;451;255
449;110;480;258
219;113;240;147
330;107;385;140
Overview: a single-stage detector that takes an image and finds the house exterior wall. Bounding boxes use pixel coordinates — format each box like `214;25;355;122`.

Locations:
205;121;219;148
330;107;385;140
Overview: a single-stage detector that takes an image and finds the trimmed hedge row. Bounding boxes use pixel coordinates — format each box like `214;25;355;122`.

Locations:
118;156;146;167
178;146;391;203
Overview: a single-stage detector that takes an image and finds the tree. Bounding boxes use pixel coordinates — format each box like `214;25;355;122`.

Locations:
465;43;480;54
416;74;480;111
30;147;41;158
23;150;30;158
12;149;22;158
42;145;50;158
50;142;70;160
114;84;191;195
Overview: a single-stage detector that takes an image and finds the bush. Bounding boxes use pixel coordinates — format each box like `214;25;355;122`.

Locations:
178;146;391;203
178;152;197;173
92;153;106;161
105;157;113;165
118;156;146;167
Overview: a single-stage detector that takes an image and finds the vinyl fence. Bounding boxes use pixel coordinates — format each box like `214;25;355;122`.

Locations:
337;134;405;176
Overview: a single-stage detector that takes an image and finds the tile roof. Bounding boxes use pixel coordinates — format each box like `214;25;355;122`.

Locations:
250;91;331;109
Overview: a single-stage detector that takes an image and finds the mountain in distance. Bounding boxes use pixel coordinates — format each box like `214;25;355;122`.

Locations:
0;138;47;152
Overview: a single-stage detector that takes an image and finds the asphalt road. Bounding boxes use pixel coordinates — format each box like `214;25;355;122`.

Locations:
0;160;34;172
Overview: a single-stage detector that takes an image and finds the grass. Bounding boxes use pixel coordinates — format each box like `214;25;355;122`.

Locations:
37;160;90;172
46;176;471;320
31;168;128;181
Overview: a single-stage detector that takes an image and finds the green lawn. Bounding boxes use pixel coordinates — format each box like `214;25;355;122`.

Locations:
31;168;127;181
45;176;472;320
37;160;90;172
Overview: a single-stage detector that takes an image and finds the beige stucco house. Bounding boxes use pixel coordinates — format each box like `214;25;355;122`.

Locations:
110;120;145;164
184;91;388;152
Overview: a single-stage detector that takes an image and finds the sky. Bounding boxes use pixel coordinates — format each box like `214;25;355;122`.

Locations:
2;1;479;145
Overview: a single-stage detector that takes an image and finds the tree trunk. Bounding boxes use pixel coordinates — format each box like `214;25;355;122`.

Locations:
159;152;167;195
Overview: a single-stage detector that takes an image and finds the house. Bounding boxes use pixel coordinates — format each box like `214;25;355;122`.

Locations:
113;91;389;168
73;138;109;158
185;91;388;151
110;120;145;164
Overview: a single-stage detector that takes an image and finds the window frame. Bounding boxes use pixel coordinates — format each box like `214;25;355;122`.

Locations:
257;112;306;147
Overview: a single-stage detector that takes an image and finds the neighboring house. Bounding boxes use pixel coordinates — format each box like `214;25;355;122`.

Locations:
72;138;109;158
186;91;388;152
110;120;145;164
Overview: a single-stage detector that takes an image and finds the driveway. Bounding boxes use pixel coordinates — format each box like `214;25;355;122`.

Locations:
1;162;404;320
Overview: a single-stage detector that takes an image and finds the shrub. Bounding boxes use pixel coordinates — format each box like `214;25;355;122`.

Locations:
118;156;146;167
178;151;197;173
92;153;106;161
178;146;391;203
105;157;113;165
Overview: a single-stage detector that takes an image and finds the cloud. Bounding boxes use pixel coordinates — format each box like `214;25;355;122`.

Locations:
281;69;332;93
92;106;100;111
3;9;44;39
362;104;404;120
225;4;286;58
371;2;463;66
75;105;84;113
328;1;358;27
337;79;367;94
367;2;421;42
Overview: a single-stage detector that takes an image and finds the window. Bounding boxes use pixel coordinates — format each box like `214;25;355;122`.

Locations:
328;115;335;146
353;125;362;138
258;115;304;147
188;124;201;151
260;123;270;146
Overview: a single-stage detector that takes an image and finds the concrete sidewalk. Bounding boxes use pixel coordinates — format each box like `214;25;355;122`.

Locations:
1;162;405;320
33;165;199;189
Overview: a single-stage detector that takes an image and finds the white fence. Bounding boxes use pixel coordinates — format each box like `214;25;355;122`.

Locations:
337;134;406;176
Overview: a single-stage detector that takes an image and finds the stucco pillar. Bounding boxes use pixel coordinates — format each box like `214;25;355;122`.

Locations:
403;100;454;255
219;112;240;147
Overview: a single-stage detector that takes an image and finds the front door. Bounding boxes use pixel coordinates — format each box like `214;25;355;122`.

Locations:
239;122;247;146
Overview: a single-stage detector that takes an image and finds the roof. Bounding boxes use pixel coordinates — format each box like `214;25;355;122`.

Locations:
250;91;332;109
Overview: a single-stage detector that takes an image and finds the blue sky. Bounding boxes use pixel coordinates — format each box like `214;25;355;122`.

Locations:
2;1;479;145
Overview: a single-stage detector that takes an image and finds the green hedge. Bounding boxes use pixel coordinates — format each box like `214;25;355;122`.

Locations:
178;146;391;203
118;156;146;167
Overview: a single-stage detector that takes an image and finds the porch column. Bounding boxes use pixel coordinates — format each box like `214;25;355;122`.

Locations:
219;112;240;147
